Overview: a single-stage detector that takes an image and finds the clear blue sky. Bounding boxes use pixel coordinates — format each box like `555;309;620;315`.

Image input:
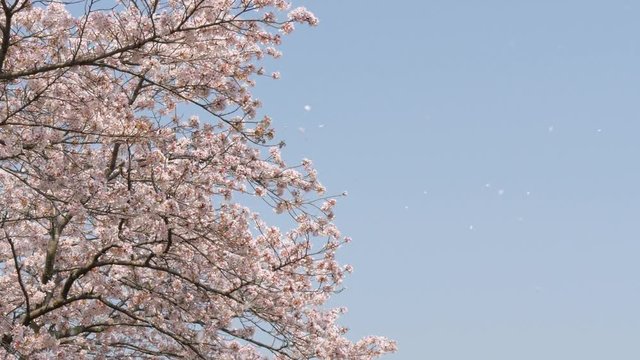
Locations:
253;1;640;358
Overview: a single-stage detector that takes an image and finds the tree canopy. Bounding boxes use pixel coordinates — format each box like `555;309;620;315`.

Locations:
0;0;396;358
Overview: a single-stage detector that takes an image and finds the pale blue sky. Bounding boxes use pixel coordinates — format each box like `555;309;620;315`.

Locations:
253;1;640;359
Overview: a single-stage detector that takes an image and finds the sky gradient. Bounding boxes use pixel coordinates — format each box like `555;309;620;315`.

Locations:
251;1;640;358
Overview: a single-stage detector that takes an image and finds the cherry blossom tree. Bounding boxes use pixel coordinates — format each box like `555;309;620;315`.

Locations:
0;0;396;358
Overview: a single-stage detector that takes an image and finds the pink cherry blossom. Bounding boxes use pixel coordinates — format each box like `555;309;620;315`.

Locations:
0;0;395;358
